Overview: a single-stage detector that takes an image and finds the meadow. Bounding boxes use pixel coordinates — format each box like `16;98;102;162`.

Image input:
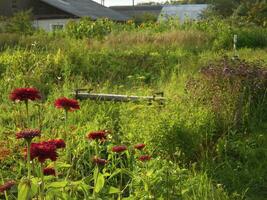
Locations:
0;17;266;200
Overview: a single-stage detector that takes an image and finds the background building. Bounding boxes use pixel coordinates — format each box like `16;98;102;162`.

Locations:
0;0;128;31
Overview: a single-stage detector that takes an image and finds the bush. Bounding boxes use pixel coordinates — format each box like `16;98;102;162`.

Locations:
4;10;34;34
65;18;114;39
187;56;267;133
0;33;20;50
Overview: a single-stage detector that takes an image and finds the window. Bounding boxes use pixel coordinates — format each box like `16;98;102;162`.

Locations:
51;24;64;31
12;0;18;12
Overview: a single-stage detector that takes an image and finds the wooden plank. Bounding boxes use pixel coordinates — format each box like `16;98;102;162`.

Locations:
72;90;166;104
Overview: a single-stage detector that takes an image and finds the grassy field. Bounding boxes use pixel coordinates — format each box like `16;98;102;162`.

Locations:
0;18;266;200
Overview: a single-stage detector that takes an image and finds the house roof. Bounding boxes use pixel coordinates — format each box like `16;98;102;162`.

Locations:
110;5;163;12
159;4;208;22
41;0;128;21
110;5;163;18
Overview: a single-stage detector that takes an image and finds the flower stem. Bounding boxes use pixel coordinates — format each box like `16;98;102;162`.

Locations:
119;157;123;200
95;141;99;157
40;163;45;200
64;109;68;141
25;100;29;128
26;140;31;179
0;172;9;200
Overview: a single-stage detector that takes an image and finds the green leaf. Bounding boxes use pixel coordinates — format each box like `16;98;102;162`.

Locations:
108;168;121;180
47;181;68;189
30;177;39;197
18;179;31;200
94;172;105;193
93;166;99;184
56;162;72;169
108;186;120;194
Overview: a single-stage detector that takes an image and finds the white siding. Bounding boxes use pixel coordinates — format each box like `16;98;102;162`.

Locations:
33;18;78;32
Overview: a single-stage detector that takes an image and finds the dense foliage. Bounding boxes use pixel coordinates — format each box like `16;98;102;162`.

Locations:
0;14;266;200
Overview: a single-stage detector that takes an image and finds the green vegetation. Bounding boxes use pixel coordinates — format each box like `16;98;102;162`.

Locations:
0;14;266;200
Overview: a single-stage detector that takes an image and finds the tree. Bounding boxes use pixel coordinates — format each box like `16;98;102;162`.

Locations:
4;10;34;34
208;0;267;26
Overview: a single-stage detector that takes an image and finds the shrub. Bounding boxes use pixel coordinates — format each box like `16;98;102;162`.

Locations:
187;56;267;133
4;10;34;34
65;18;114;39
0;33;20;50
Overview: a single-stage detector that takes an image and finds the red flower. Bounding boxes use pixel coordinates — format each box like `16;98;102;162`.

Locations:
87;130;109;141
43;167;56;176
54;97;80;111
112;145;127;153
139;155;151;162
10;88;41;102
134;143;146;150
92;156;108;166
0;180;16;193
16;129;41;140
48;139;66;149
29;142;58;163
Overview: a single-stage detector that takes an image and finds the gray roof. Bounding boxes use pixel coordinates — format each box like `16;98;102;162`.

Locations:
110;5;163;12
159;4;208;22
110;5;163;18
41;0;128;21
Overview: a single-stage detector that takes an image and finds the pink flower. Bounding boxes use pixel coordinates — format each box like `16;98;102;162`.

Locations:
43;167;56;176
48;139;66;149
87;130;109;141
92;156;108;166
10;88;41;102
54;97;80;111
134;143;146;150
16;129;41;140
112;145;127;153
0;180;16;193
28;142;58;163
139;155;151;162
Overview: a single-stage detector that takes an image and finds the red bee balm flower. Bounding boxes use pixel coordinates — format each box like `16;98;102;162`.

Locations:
10;88;41;102
43;167;56;176
54;97;80;111
93;156;108;166
87;130;109;141
112;145;127;153
48;139;66;149
0;180;16;193
16;129;41;140
139;155;151;162
134;143;146;150
29;142;58;163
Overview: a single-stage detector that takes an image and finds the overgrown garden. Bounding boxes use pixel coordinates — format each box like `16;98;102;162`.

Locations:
0;9;266;200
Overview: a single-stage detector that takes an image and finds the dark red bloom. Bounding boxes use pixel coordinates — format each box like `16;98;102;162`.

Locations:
112;145;127;153
139;155;151;162
87;130;109;141
16;129;41;140
92;156;108;166
54;97;80;111
48;139;66;149
0;180;16;193
10;88;41;102
134;143;146;150
43;167;56;176
29;142;58;163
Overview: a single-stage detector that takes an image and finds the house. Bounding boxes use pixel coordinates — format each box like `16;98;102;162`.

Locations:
0;0;128;31
158;4;208;22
